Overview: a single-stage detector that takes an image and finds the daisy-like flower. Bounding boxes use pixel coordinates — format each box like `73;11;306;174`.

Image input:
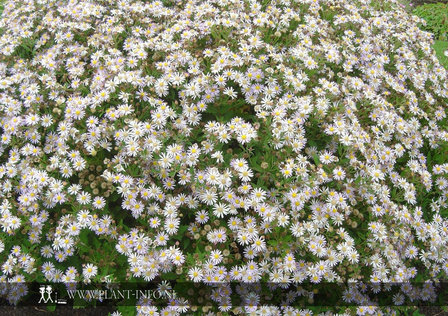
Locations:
77;192;91;205
209;250;223;265
195;210;209;224
207;228;227;244
369;167;385;182
212;203;229;218
320;151;337;164
83;264;98;279
188;267;203;282
333;167;346;180
149;217;161;228
239;168;253;182
223;87;237;99
92;197;106;209
164;217;180;235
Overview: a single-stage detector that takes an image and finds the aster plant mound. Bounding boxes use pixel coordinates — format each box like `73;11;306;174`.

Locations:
0;0;448;314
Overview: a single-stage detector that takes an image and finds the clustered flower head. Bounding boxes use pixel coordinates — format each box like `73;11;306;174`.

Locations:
0;0;447;314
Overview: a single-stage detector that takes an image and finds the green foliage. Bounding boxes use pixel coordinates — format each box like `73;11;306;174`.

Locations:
413;3;448;40
412;3;448;69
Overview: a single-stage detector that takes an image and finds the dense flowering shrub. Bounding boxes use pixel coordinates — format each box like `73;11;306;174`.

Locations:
0;0;448;314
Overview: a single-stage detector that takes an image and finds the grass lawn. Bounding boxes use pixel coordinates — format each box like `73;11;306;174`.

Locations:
434;40;448;68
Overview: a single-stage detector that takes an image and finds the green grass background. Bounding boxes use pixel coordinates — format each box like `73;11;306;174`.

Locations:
434;40;448;68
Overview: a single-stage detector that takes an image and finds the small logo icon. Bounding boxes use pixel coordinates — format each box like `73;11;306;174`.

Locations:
38;285;54;304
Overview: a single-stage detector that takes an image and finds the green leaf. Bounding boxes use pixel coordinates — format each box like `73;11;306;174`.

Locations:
117;305;136;316
183;238;191;250
162;272;177;280
312;153;320;165
412;309;426;316
79;230;89;244
46;305;56;312
173;225;188;240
